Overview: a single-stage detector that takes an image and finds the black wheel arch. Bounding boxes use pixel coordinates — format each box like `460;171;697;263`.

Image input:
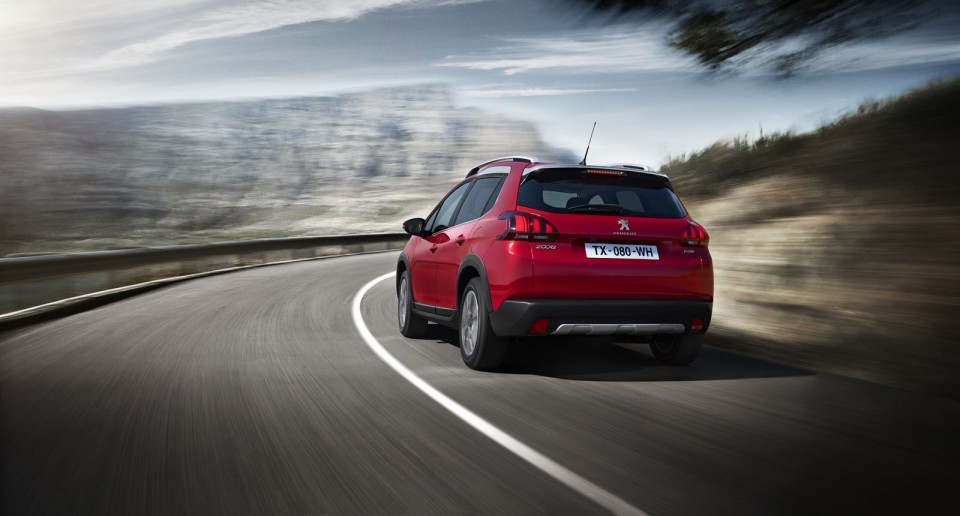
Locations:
396;252;410;295
457;254;492;314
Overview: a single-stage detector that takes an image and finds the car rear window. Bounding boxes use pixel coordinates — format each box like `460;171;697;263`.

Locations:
517;169;687;218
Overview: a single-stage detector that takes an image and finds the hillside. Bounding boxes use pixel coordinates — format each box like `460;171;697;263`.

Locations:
0;85;574;256
663;77;960;397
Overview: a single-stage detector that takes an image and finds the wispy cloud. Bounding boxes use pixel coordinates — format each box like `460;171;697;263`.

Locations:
437;27;697;75
3;0;480;77
0;0;202;32
461;87;636;97
801;38;960;74
92;0;474;72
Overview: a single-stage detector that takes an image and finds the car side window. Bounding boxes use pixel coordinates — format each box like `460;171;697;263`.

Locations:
428;181;472;234
482;177;505;213
453;177;503;226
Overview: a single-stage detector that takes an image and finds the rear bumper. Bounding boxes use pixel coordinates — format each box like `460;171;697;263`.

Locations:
488;299;712;337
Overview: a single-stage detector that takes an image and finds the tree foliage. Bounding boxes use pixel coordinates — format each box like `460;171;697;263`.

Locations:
576;0;928;74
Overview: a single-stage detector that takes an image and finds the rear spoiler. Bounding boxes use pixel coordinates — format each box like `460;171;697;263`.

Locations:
521;164;669;182
605;163;653;171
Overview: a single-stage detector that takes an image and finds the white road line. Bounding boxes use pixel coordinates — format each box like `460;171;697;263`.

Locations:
352;272;648;516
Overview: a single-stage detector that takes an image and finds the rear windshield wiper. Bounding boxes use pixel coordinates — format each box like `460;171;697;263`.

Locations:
567;203;623;214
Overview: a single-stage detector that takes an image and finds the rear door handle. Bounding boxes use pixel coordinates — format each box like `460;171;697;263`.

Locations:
455;235;465;246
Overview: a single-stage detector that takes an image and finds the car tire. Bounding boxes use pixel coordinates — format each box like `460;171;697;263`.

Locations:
650;333;702;366
459;278;508;371
398;270;428;338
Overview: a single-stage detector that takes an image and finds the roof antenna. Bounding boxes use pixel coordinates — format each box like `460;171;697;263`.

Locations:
579;122;596;166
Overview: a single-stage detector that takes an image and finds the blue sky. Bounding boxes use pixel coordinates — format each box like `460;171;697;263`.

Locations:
2;0;959;165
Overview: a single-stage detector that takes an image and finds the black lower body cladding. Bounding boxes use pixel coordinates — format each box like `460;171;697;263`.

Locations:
488;299;712;337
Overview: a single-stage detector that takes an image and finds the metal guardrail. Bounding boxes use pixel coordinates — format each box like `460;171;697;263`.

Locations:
0;233;409;324
1;233;409;283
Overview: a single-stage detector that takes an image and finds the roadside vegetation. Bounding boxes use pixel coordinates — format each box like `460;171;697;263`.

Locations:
663;77;960;397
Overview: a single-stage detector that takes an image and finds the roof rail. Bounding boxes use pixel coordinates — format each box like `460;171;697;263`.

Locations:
466;156;539;177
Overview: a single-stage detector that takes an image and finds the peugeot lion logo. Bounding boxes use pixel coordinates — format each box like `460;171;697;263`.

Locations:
613;219;635;236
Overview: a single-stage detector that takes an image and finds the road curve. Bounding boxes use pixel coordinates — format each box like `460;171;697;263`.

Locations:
2;251;958;515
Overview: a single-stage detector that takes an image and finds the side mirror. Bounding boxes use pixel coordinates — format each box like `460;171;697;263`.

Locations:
402;217;426;236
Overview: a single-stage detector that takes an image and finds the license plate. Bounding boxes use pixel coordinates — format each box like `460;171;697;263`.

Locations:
585;243;659;260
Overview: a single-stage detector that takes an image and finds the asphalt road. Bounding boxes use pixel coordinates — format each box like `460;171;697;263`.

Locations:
2;251;958;515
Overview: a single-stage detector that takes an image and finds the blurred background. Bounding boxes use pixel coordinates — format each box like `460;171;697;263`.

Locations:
2;0;959;396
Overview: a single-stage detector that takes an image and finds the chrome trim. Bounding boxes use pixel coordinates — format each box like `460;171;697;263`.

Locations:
466;156;540;177
551;323;685;336
522;164;669;180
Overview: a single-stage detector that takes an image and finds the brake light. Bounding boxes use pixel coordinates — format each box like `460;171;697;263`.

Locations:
680;222;709;247
497;211;558;241
584;169;625;176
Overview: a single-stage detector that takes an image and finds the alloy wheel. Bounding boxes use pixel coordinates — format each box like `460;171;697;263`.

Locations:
460;290;479;357
398;276;409;328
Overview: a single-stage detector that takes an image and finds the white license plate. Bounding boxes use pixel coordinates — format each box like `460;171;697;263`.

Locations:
585;243;659;260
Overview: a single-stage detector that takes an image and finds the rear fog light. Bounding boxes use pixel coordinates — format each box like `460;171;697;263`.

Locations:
528;318;549;335
691;319;704;333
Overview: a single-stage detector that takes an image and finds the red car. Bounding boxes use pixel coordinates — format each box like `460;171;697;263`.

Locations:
397;156;713;370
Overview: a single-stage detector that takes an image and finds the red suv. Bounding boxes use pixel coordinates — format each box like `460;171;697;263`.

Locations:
397;156;713;370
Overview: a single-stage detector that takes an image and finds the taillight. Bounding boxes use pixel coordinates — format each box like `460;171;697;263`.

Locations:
497;211;558;241
680;221;709;247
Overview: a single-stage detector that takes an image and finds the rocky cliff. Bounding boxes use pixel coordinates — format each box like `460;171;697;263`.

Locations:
0;85;575;255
